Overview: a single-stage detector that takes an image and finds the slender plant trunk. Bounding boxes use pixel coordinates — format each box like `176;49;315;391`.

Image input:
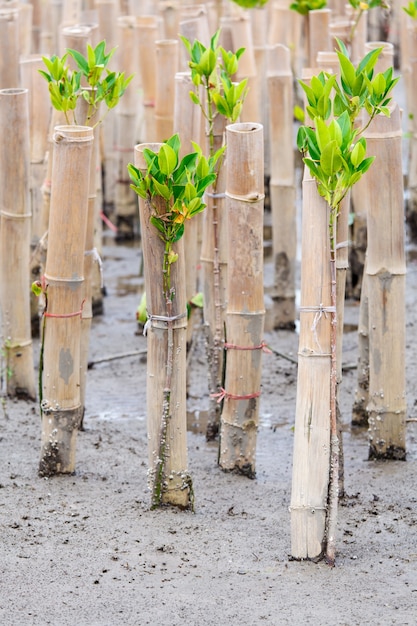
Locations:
268;44;296;329
219;122;265;477
39;125;93;477
0;88;36;400
134;143;193;510
290;168;332;561
365;104;407;460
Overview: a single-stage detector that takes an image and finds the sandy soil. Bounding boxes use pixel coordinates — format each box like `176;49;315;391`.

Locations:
1;231;417;626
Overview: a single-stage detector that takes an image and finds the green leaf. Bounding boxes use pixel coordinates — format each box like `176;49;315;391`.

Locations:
172;223;185;242
158;143;177;177
151;177;171;201
320;140;342;176
337;51;356;94
350;139;366;167
66;48;89;75
150;215;166;235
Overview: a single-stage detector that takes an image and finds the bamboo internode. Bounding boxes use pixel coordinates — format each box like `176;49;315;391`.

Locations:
0;88;36;400
219;121;265;477
39;124;93;477
0;6;19;88
134;143;192;510
155;39;179;142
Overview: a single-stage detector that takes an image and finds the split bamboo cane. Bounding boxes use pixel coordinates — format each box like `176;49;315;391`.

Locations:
134;142;192;509
267;44;296;329
364;104;407;460
219;122;265;477
39;125;93;477
290;168;332;561
0;88;36;400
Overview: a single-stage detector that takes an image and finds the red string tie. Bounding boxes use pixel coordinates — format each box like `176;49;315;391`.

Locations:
44;299;85;319
224;341;272;354
210;388;261;404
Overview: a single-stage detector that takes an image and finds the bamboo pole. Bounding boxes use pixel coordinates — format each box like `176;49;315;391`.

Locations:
39;125;93;477
114;15;139;240
20;54;52;336
155;39;179;142
135;15;160;144
0;88;36;400
290;168;332;561
134;143;192;509
173;70;202;344
406;24;417;239
18;3;33;57
267;44;296;329
308;8;331;68
365;104;406;460
352;262;369;425
0;6;19;88
201;112;228;440
219;122;265;477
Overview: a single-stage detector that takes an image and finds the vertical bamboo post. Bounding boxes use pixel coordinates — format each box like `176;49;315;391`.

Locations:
268;2;303;78
18;3;33;57
352;263;369;425
173;70;202;343
0;88;36;400
154;39;179;142
136;15;160;143
365;104;406;460
290;168;332;560
134;143;192;510
308;8;331;68
114;15;139;239
219;122;265;477
0;6;19;88
201;112;228;440
267;44;296;329
39;125;93;477
406;23;417;239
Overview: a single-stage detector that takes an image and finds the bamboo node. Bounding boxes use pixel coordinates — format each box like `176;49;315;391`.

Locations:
225;191;265;203
0;210;32;219
206;192;226;199
210;387;261;403
44;299;85;319
299;303;336;351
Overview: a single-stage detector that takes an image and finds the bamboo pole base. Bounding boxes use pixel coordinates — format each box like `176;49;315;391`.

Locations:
39;407;82;477
269;297;296;330
368;411;406;460
406;188;417;240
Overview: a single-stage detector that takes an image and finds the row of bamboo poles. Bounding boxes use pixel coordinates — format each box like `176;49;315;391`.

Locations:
0;0;411;562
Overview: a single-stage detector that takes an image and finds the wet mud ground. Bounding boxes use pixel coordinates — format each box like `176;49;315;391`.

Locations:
1;231;417;625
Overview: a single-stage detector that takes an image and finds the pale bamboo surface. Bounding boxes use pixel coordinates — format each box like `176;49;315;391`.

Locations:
352;266;369;426
290;169;332;560
0;7;19;88
219;122;264;477
18;3;33;57
0;88;36;400
60;25;91;61
39;125;93;476
136;16;160;144
406;24;417;237
200;113;228;439
364;105;406;459
155;39;179;142
134;143;191;509
173;71;202;344
308;9;331;68
114;16;138;236
268;44;296;329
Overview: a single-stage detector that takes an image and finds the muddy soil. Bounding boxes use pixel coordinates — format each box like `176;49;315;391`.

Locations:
1;227;417;626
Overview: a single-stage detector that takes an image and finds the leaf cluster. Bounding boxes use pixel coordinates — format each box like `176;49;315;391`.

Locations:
229;0;270;7
180;30;248;127
403;0;417;18
39;41;133;125
289;0;327;15
128;133;224;250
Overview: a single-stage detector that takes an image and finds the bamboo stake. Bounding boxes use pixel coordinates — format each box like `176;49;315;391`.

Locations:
201;112;228;440
219;121;265;477
267;44;296;329
18;3;33;57
135;15;160;144
352;261;369;425
39;125;93;477
308;8;331;68
134;143;192;509
268;2;303;78
173;70;202;344
0;88;36;400
290;168;332;561
154;39;179;142
114;15;139;239
364;104;407;460
406;24;417;239
0;6;19;88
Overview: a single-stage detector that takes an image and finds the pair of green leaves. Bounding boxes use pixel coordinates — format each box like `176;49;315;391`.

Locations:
403;0;417;18
290;0;327;15
180;30;248;131
128;133;224;249
39;41;133;125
